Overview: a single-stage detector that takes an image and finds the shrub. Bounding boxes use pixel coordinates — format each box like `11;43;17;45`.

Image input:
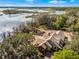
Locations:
53;49;79;59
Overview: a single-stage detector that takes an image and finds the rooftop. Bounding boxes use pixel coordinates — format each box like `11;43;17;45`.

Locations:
32;29;73;46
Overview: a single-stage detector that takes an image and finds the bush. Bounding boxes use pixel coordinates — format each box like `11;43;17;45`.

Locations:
0;32;41;59
53;49;79;59
64;34;79;54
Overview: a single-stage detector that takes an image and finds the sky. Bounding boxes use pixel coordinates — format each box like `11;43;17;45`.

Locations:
0;0;79;7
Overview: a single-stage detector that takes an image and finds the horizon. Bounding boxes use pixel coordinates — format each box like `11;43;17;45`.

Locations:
0;0;79;7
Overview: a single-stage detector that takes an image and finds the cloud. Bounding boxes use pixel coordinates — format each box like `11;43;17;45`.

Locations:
0;4;14;6
0;4;37;7
70;0;74;2
49;0;66;4
25;0;34;2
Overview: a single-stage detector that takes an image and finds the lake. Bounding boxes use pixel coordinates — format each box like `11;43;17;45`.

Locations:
0;13;32;42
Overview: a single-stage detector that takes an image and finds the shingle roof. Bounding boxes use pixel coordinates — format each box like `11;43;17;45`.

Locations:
32;29;72;47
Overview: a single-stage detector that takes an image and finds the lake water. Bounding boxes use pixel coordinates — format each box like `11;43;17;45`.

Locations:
50;11;65;15
0;13;32;42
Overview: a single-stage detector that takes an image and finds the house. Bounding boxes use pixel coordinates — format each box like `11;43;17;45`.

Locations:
67;16;75;24
32;29;72;53
0;11;3;16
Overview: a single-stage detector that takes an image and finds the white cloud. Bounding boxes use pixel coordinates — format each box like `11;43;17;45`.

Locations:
0;4;37;7
49;0;66;4
25;0;34;2
70;0;74;2
0;4;14;6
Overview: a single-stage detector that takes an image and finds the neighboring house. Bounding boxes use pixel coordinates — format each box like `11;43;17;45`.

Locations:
67;16;75;24
32;30;72;53
0;11;3;16
76;11;79;16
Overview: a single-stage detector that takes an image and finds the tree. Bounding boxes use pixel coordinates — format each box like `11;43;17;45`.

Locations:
73;22;79;32
54;15;67;30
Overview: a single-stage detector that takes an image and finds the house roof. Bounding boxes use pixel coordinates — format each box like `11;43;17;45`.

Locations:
32;29;73;46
